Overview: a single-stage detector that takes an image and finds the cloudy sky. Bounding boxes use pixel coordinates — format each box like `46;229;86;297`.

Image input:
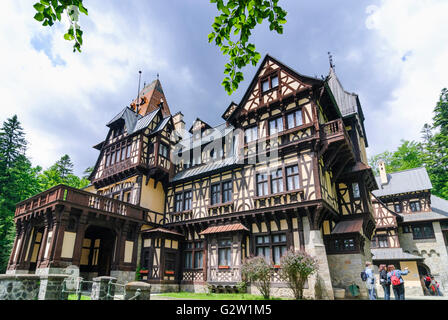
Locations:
1;1;447;176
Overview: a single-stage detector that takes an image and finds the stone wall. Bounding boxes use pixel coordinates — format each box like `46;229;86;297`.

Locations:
0;274;40;300
327;253;368;299
149;283;180;293
398;221;448;292
181;283;208;294
110;270;136;284
302;218;334;300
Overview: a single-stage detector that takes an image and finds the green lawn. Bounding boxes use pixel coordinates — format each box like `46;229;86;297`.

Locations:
157;292;283;300
67;293;91;300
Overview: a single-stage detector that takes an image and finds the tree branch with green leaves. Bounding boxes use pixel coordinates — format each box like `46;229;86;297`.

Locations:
33;0;88;52
208;0;287;95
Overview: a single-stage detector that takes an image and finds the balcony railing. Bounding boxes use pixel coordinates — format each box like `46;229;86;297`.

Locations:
15;184;150;221
321;119;351;142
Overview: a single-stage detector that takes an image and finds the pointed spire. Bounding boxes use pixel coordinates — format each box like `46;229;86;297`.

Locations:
328;51;335;70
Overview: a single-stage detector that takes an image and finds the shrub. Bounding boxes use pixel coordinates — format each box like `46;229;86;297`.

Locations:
236;281;248;294
241;256;272;299
279;250;318;300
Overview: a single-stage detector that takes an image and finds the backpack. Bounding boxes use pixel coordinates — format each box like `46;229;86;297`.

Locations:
390;271;401;286
360;271;367;282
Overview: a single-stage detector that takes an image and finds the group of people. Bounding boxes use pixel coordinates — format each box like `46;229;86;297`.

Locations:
363;261;443;300
363;262;408;300
422;274;443;296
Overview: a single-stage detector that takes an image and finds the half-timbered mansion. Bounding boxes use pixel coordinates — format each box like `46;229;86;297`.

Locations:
371;163;448;296
8;55;380;299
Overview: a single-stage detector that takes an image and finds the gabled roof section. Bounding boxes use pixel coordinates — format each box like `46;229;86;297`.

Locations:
228;54;324;122
372;167;433;198
107;107;141;134
130;79;171;117
222;101;238;121
326;67;369;146
188;118;212;134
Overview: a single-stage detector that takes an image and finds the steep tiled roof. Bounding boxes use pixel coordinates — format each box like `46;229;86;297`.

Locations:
372;167;432;197
172;156;240;182
327;67;359;117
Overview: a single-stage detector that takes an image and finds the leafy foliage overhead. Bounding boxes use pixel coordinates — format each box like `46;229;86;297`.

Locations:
208;0;287;95
32;1;287;95
33;0;88;52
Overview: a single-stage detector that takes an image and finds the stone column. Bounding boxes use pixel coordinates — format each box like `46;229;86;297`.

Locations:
38;274;69;300
124;281;151;300
91;276;117;300
303;217;335;300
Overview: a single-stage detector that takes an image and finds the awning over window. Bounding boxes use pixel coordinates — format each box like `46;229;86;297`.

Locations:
199;223;249;235
141;227;183;237
331;218;363;235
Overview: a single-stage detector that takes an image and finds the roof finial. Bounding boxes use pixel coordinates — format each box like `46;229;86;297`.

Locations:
136;70;142;113
328;51;335;69
157;73;159;80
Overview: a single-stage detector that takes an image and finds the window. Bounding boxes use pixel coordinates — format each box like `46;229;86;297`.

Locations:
271;168;284;194
286;165;300;191
211;184;221;205
184;252;193;269
410;201;421;212
174;193;183;212
126;143;132;158
271;75;278;88
255;235;270;261
334;238;355;251
261;75;278;93
262;79;270;93
394;203;402;213
222;181;232;203
105;154;110;167
287;110;303;129
183;191;192;211
352;182;360;199
402;225;411;233
194;243;203;269
121;146;126;161
159;143;169;159
272;233;287;264
269;117;283;135
218;239;232;266
256;173;269;196
165;252;176;272
110;151;115;165
412;223;435;239
245;126;258;144
377;235;388;248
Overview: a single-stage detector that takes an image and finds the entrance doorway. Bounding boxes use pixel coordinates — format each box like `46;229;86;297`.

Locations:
80;226;115;278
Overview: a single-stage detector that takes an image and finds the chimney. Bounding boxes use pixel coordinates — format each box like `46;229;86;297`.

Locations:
378;159;388;185
172;111;185;135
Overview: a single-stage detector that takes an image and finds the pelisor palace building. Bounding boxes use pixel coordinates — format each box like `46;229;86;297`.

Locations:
7;55;448;299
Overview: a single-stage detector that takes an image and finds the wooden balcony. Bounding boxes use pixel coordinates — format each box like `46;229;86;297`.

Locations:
319;119;356;180
15;184;162;224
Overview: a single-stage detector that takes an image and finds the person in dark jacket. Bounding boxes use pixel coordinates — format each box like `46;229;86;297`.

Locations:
379;264;390;300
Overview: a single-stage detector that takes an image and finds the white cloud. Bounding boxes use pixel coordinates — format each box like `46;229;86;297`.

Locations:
364;0;448;156
0;1;172;173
